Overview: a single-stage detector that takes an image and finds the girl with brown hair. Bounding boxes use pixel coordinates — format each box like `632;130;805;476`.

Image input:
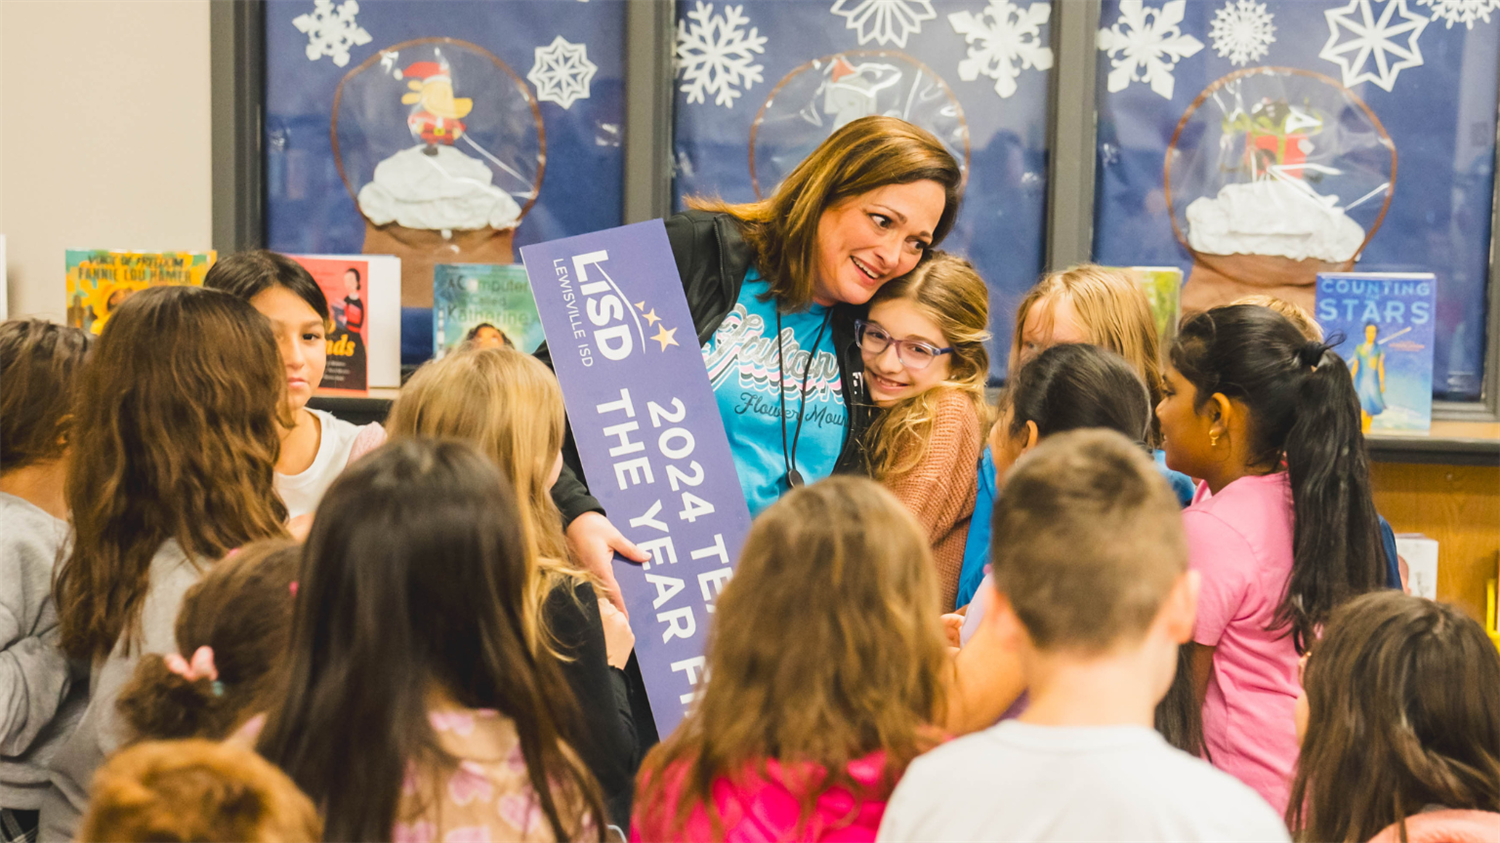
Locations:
114;539;299;743
205;250;385;519
40;286;289;839
547;115;964;613
0;319;92;840
79;738;321;843
859;252;990;610
257;439;606;842
388;347;640;827
631;476;950;842
1289;590;1500;842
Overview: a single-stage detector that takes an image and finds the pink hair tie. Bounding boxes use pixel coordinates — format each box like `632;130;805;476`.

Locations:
163;646;223;696
289;581;299;598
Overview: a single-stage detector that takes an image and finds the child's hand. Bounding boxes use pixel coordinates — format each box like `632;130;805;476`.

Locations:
288;514;314;542
941;613;965;648
599;598;635;670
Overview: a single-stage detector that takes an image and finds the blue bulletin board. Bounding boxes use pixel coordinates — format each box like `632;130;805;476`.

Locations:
670;0;1056;380
1092;0;1497;401
264;0;626;335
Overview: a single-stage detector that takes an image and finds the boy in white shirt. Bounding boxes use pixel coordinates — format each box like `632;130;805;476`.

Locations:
878;429;1290;843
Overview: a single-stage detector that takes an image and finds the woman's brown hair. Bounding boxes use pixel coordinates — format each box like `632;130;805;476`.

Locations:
79;738;321;842
635;476;950;838
863;251;991;480
691;115;963;311
387;347;586;654
54;286;289;661
1288;590;1500;841
116;539;299;742
0;319;93;471
1011;265;1165;443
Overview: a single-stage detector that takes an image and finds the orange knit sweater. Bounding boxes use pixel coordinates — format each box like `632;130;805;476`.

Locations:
883;388;982;611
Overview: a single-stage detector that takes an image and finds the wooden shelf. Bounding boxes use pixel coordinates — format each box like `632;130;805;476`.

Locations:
1366;421;1500;466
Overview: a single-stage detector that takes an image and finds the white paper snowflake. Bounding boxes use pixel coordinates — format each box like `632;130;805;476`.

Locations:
1321;0;1428;92
291;0;372;68
1097;0;1204;100
1416;0;1499;28
830;0;936;48
528;36;597;110
676;2;768;109
1210;0;1275;66
948;1;1054;99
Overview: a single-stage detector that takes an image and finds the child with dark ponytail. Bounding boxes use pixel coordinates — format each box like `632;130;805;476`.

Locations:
114;540;299;743
1156;303;1384;814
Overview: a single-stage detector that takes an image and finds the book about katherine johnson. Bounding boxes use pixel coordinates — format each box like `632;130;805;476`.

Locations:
1315;272;1436;434
289;256;372;395
432;264;545;357
65;250;216;334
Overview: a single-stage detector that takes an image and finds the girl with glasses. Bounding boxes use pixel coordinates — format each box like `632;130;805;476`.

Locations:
858;252;990;611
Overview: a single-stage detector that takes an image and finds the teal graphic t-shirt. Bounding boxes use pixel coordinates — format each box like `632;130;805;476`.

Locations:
702;269;847;517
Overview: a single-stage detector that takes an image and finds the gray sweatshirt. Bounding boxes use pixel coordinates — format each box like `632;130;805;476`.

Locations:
0;492;84;812
38;541;200;840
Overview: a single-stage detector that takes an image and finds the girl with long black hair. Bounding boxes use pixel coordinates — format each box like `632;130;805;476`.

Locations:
256;439;605;841
1156;303;1384;814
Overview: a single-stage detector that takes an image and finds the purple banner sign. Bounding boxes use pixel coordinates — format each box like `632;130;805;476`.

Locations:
520;220;751;736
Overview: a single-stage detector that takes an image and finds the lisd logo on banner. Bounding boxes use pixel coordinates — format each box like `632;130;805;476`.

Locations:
554;250;681;367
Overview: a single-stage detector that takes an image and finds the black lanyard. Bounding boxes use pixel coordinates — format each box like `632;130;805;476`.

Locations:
774;307;833;489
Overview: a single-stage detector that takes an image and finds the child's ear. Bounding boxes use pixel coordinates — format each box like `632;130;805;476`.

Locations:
987;588;1030;651
1022;419;1039;452
1161;570;1200;644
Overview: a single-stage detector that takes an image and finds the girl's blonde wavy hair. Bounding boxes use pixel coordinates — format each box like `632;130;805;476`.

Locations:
1011;265;1166;445
635;477;950;839
863;252;990;481
387;347;587;654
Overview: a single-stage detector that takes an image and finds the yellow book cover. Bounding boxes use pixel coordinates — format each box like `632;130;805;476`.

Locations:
65;250;216;334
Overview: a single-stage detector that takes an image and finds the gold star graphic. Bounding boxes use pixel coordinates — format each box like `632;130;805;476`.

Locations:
651;324;679;351
642;309;661;326
634;300;646;312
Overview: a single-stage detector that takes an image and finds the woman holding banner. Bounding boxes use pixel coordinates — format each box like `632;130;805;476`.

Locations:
544;115;963;612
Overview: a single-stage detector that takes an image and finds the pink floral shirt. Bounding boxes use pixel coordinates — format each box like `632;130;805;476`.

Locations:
393;705;591;843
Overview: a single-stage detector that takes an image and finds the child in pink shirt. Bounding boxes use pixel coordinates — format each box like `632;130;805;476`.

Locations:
1156;304;1386;813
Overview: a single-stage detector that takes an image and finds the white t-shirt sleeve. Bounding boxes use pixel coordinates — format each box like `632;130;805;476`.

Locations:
275;409;368;519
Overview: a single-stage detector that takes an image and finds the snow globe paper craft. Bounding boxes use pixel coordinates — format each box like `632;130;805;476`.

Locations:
749;51;969;198
1165;66;1396;316
332;38;544;307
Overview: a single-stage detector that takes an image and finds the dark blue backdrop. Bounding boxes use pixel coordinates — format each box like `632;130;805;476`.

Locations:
1093;0;1497;401
264;0;626;259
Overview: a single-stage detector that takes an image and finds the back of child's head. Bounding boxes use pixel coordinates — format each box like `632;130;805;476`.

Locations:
1232;294;1323;341
1170;304;1382;651
991;429;1185;653
116;539;299;742
79;738;320;842
55;286;289;662
388;346;564;524
998;343;1153;448
204;249;330;324
0;319;93;473
1011;265;1164;406
1289;591;1500;840
639;476;948;835
256;438;602;841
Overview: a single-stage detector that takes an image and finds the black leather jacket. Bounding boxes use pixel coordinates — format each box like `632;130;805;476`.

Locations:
543;209;875;525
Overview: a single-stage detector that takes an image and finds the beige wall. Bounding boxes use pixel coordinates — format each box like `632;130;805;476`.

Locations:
0;0;212;321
